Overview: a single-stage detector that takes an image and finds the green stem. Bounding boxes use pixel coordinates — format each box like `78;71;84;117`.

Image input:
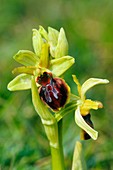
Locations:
50;119;65;170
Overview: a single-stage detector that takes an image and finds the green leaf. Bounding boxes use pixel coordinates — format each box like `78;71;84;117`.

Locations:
32;29;43;57
55;28;68;58
75;106;98;140
81;78;109;99
50;56;75;76
7;74;32;91
13;50;39;66
48;27;59;58
72;141;87;170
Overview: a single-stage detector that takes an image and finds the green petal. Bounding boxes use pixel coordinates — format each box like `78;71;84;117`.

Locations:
12;66;36;75
48;27;59;57
13;50;39;66
55;28;68;58
72;75;81;96
39;43;49;68
50;56;75;76
80;99;103;116
32;29;43;57
7;74;32;91
75;106;98;140
81;78;109;99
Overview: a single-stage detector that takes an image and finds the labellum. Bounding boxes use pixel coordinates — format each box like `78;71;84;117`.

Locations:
36;72;69;111
81;114;94;140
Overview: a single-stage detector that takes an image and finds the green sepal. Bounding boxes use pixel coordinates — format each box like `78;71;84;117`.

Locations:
75;106;98;140
31;77;59;148
13;50;39;66
32;29;43;57
7;74;32;91
81;78;109;99
39;25;48;41
55;28;68;58
12;66;36;75
48;27;59;58
50;56;75;76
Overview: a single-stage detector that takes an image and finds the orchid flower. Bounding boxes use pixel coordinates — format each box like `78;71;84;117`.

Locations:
7;26;75;148
72;75;109;140
7;26;75;111
8;26;74;92
7;25;109;169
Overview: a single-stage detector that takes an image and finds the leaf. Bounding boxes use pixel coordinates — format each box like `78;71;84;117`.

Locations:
72;141;87;170
50;56;75;76
75;106;98;140
81;78;109;99
13;50;39;66
7;74;32;91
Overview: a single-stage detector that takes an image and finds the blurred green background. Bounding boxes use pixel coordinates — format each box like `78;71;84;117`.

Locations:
0;0;113;169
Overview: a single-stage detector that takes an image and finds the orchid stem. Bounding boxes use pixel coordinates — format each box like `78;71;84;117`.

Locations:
50;119;65;170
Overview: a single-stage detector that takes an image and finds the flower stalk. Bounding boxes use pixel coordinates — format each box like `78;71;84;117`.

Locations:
50;119;65;170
